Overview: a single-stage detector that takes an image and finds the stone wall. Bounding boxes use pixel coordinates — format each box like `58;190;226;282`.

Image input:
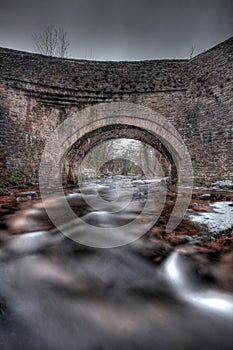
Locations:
0;37;232;184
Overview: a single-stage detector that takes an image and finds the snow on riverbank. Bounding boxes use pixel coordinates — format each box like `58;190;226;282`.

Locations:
188;201;233;233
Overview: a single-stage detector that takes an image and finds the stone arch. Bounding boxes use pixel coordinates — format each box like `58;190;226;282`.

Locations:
65;124;176;184
40;102;193;234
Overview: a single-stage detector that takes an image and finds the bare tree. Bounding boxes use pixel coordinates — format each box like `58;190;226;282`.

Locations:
190;45;196;59
57;28;70;58
33;25;70;58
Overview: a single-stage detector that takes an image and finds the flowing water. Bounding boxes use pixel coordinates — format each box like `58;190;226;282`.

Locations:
0;177;232;350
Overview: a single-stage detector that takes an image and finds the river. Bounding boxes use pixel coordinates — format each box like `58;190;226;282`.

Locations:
0;176;232;350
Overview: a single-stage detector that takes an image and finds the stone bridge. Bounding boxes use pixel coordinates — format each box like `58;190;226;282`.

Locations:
0;37;232;185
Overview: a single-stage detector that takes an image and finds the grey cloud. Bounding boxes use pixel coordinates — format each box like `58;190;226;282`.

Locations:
0;0;232;60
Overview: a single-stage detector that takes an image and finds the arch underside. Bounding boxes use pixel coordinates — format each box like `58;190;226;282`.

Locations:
65;124;178;183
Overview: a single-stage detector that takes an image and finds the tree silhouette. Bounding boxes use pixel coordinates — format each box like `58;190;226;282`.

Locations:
33;25;70;58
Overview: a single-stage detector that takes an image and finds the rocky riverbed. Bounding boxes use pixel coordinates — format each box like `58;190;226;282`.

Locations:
0;177;232;350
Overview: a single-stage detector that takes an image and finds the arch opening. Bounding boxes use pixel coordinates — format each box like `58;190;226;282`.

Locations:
64;124;177;185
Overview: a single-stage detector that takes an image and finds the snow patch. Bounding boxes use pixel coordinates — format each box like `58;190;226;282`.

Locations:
188;201;233;233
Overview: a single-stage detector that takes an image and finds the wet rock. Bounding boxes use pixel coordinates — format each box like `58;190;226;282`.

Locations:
6;207;54;234
6;194;92;234
213;193;232;201
167;235;194;246
131;237;173;263
199;193;211;200
167;191;177;198
190;203;212;213
15;191;38;200
0;193;16;203
214;251;233;291
16;196;30;202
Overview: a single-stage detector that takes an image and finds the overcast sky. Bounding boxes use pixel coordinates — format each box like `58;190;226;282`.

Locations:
0;0;232;60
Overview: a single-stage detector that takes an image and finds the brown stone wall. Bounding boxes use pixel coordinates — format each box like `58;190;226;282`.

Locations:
184;38;233;182
0;37;232;184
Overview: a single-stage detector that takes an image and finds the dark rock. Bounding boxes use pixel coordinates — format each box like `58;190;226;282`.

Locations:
0;188;10;196
199;193;211;200
15;191;38;198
